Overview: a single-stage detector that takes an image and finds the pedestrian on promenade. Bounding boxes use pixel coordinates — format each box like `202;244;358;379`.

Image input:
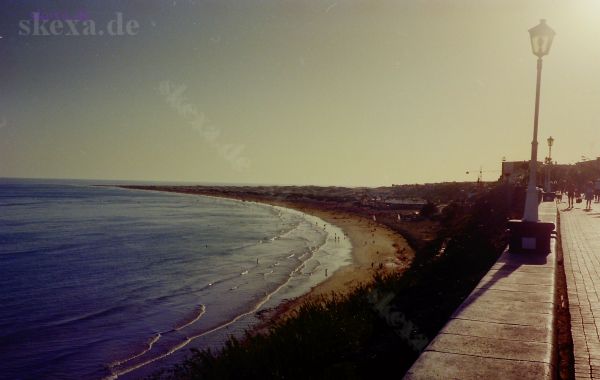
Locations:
557;180;566;204
567;183;576;209
585;181;594;211
595;178;600;203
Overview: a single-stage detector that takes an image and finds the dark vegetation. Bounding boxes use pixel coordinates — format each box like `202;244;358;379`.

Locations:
141;183;521;380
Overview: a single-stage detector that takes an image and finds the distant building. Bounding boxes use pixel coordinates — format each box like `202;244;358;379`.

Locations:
384;198;427;209
359;196;426;210
502;157;600;187
575;157;600;172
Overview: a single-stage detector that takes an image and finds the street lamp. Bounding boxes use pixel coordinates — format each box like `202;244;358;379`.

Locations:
523;19;555;222
547;136;554;160
507;20;556;254
545;136;554;192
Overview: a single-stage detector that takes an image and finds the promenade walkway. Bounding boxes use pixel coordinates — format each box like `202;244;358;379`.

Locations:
405;202;558;379
560;203;600;379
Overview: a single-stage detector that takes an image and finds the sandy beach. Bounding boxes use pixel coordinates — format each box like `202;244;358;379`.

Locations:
237;199;417;326
254;201;415;324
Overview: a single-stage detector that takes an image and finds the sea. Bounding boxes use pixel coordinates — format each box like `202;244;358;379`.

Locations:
0;178;352;380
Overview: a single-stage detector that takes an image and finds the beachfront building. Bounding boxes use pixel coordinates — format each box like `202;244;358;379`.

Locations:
501;157;600;190
384;198;427;210
575;157;600;173
358;195;426;210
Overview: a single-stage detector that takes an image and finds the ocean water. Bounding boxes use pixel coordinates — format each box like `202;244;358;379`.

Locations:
0;179;352;380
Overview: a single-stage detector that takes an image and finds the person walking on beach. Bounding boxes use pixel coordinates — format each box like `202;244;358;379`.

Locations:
585;181;594;211
595;178;600;203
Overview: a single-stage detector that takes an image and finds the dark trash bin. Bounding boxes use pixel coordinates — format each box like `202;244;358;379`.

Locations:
507;219;555;254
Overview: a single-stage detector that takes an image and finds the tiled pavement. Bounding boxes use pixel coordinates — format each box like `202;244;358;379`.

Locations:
560;202;600;379
405;202;558;379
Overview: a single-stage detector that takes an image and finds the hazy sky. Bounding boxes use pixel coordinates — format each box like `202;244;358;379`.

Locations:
1;0;600;186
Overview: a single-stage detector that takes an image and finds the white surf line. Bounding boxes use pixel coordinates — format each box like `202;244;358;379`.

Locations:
108;333;162;368
108;304;206;372
103;338;192;380
174;304;207;331
109;246;323;379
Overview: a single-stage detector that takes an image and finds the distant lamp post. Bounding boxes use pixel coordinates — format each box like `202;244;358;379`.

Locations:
545;136;554;192
508;20;556;254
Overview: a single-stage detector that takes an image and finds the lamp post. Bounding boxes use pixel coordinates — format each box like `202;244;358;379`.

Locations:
507;20;556;254
522;19;555;221
545;136;554;192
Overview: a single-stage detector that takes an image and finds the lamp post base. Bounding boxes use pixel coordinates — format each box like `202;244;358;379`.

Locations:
507;219;555;254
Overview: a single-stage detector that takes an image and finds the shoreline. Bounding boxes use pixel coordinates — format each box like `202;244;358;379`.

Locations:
117;186;415;325
266;202;409;285
251;201;415;328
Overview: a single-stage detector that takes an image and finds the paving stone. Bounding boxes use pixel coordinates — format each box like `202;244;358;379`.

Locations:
426;333;553;363
479;270;554;286
405;351;553;380
462;287;554;304
442;318;552;343
453;304;552;326
474;281;553;294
